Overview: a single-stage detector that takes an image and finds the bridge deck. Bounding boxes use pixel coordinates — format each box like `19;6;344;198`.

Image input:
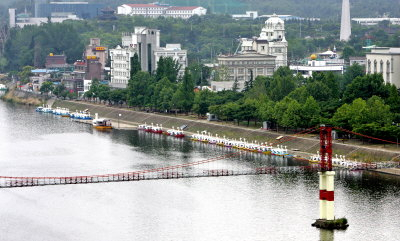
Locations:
0;166;382;189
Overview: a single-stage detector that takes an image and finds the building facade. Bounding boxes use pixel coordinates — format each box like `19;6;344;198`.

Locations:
366;47;400;87
154;44;188;78
109;46;137;89
45;54;68;69
110;27;188;88
84;38;108;70
34;1;104;19
213;53;276;91
117;4;206;19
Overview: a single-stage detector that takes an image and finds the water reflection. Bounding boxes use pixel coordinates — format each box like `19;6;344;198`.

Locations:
0;101;400;241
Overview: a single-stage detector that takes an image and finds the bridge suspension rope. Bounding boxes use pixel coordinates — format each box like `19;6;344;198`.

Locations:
333;126;399;144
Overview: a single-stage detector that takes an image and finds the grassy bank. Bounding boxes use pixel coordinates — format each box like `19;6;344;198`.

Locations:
1;89;43;105
53;100;400;163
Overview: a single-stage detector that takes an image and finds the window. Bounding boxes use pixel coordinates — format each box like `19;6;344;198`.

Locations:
387;60;391;82
380;60;384;73
257;68;264;74
368;60;371;73
374;60;377;73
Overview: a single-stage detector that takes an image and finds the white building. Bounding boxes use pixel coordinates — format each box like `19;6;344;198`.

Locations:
117;4;206;19
366;47;400;87
213;14;288;91
349;57;366;66
232;11;258;20
154;44;187;78
110;27;188;88
109;46;137;89
352;18;400;26
239;14;288;67
9;8;80;28
290;60;344;78
289;50;345;78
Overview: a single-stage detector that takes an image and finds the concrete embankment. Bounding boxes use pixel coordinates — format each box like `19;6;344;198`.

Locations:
53;100;400;163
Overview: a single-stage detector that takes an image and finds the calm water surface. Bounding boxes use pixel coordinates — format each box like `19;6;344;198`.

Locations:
0;101;399;241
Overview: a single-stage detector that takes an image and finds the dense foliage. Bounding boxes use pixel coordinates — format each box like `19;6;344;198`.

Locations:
2;14;400;73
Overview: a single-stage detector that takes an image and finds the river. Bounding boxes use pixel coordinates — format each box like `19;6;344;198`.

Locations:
0;101;399;241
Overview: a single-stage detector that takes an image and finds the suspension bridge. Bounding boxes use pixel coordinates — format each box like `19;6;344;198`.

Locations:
0;125;398;189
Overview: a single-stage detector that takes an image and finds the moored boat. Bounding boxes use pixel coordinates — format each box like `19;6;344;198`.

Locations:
92;118;112;129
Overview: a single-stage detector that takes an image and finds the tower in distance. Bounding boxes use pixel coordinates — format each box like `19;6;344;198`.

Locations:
340;0;351;41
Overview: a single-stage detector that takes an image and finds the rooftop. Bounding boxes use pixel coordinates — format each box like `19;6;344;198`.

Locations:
167;6;201;10
125;4;167;8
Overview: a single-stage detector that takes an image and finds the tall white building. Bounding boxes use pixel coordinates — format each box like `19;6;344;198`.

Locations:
340;0;351;41
110;27;188;88
109;46;137;89
239;14;288;67
366;47;400;87
117;4;207;19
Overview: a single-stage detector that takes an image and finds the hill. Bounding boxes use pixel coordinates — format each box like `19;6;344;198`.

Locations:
1;0;400;20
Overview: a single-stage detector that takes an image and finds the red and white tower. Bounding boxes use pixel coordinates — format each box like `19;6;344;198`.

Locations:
319;125;335;220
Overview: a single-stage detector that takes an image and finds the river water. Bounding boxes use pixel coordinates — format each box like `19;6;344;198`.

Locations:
0;100;399;241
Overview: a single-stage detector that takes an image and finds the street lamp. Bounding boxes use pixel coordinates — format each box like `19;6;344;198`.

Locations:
118;113;122;128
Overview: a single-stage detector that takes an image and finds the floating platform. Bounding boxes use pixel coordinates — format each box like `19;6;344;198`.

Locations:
312;218;349;230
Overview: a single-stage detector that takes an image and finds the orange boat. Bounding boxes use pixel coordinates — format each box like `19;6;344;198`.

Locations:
92;118;112;129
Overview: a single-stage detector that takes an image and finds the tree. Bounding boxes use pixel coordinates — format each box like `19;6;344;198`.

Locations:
53;83;66;98
156;56;181;82
342;46;355;62
40;81;53;94
18;66;34;84
193;90;214;117
332;96;393;130
242;69;254;92
287;86;310;103
232;77;239;92
110;89;127;106
175;68;195;113
301;96;320;127
306;81;331;102
97;84;111;104
153;77;175;110
281;99;302;129
385;84;400;113
238;98;258;126
127;71;154;107
342;74;389;103
130;53;141;78
342;63;365;90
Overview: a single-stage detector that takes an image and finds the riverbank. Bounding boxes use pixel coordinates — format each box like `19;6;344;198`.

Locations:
369;168;400;177
2;89;400;164
52;99;400;164
1;88;48;105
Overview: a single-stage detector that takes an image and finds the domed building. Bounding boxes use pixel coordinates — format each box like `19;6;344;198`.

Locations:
246;13;288;67
213;14;287;91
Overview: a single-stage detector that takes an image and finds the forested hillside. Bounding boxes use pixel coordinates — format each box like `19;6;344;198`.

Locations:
1;0;400;21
